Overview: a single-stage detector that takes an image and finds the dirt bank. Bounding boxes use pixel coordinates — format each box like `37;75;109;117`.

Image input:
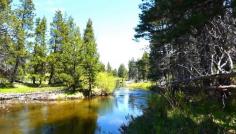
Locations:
0;90;84;101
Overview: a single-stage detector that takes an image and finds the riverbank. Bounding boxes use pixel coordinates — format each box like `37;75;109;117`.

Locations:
0;83;64;94
0;90;84;101
122;91;236;134
125;81;153;90
0;89;114;101
0;83;114;101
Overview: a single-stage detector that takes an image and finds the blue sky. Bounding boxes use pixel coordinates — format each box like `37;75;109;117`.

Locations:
19;0;149;69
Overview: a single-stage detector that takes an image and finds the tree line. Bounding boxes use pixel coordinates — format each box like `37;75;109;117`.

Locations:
128;52;149;81
0;0;104;94
135;0;236;92
133;0;236;108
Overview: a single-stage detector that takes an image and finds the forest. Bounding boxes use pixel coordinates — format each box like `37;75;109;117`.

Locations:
1;0;236;134
0;0;132;96
123;0;236;133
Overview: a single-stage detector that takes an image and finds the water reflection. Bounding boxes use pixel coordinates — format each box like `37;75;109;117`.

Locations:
0;88;150;134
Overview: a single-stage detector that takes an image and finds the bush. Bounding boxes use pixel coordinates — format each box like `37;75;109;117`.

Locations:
95;72;117;93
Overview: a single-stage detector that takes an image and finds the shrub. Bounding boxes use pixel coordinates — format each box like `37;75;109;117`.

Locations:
95;72;117;93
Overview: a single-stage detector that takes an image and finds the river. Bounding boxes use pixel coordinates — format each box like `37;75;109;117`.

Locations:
0;88;150;134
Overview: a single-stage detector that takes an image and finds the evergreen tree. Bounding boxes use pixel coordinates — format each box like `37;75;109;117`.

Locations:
48;10;67;84
136;0;236;87
106;62;112;73
11;0;35;83
98;62;106;72
59;17;83;91
28;17;47;85
118;64;127;79
136;59;143;81
0;0;13;80
112;69;118;77
128;58;138;80
82;19;99;96
140;52;149;80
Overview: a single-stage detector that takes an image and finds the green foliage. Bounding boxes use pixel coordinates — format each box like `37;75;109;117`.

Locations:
81;19;100;94
128;52;149;81
28;17;47;85
112;69;118;77
126;81;153;90
0;0;10;9
135;0;227;43
10;0;35;83
98;62;106;72
123;92;236;134
58;73;74;87
0;0;14;80
128;58;138;80
118;64;128;79
48;10;68;85
106;62;112;73
0;1;103;95
95;72;117;93
0;83;64;93
60;19;83;90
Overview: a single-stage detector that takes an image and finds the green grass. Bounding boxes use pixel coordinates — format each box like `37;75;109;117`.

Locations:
0;83;64;94
122;91;236;134
126;81;153;90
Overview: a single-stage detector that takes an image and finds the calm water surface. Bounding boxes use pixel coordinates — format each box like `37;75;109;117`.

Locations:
0;88;150;134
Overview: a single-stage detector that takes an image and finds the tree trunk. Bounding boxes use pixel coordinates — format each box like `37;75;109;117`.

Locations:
10;58;19;84
39;78;42;86
32;77;36;85
88;82;92;97
48;65;54;85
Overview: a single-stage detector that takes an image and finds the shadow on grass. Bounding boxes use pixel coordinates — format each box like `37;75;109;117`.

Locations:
121;94;236;134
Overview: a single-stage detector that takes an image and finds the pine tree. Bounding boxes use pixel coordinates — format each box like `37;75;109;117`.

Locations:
0;0;13;80
98;62;106;72
106;62;112;73
59;17;83;91
28;17;47;85
118;64;127;79
112;69;118;77
48;10;68;85
11;0;35;83
82;19;99;96
140;52;149;80
128;58;138;80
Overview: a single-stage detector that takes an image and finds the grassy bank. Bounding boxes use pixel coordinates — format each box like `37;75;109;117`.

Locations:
126;81;153;90
0;73;118;98
122;91;236;134
0;83;64;94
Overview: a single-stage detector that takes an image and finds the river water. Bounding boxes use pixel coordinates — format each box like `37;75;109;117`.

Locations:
0;88;150;134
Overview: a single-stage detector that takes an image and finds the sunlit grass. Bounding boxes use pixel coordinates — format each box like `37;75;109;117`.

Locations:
126;81;153;90
0;83;64;94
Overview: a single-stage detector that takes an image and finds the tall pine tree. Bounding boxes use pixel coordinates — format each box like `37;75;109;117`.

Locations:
11;0;35;83
0;0;13;80
28;17;47;85
82;19;99;96
106;62;112;73
59;17;83;91
48;10;68;84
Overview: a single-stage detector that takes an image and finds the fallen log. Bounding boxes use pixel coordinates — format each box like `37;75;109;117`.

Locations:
206;85;236;90
172;72;236;84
